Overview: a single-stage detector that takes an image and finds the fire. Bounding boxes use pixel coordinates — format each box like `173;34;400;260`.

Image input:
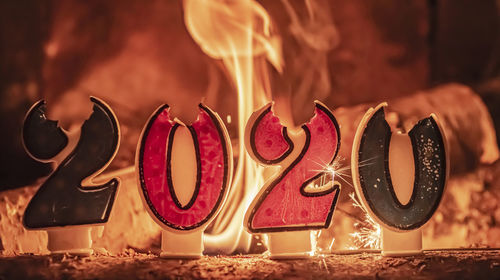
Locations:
183;0;347;254
183;0;282;72
183;0;283;253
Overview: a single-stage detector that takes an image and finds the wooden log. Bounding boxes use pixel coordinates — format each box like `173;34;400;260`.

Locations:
335;83;498;174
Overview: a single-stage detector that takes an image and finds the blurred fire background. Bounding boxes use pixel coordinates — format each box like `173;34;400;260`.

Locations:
1;0;500;253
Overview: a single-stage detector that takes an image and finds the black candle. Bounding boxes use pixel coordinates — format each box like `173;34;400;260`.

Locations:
22;97;120;229
352;104;447;231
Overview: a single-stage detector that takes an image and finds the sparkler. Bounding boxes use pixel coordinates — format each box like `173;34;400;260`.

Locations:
310;156;381;251
349;192;381;250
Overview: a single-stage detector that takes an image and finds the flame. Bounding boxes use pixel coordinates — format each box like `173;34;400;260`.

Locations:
184;0;283;73
183;0;283;253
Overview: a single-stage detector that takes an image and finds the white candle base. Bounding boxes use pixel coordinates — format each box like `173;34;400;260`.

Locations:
381;227;422;257
268;231;312;259
160;230;203;259
46;227;93;256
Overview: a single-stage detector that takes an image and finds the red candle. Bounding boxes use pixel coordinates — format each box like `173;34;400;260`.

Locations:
244;101;341;258
137;103;232;258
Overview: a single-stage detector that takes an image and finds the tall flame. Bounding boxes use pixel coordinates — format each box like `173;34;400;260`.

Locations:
183;0;283;253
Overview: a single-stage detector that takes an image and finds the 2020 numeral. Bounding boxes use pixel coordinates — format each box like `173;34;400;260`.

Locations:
137;104;232;231
244;101;341;233
23;97;120;229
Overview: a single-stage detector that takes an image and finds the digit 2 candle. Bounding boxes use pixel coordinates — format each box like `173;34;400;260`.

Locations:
351;103;448;256
244;101;341;259
22;97;120;256
137;103;232;258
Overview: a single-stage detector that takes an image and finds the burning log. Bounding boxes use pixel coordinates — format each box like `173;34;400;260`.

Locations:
335;83;498;174
0;83;497;254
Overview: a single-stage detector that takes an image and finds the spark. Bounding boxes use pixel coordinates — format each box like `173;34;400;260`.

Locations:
321;258;330;274
348;192;381;249
309;156;351;191
310;155;378;191
307;156;381;250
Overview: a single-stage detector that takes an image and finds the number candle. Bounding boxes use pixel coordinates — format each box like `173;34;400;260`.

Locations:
351;103;448;256
137;103;232;258
244;101;341;258
22;97;120;256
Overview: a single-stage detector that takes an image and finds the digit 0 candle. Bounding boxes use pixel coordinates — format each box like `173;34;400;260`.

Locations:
136;103;232;258
22;97;120;256
244;101;341;259
351;103;448;256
